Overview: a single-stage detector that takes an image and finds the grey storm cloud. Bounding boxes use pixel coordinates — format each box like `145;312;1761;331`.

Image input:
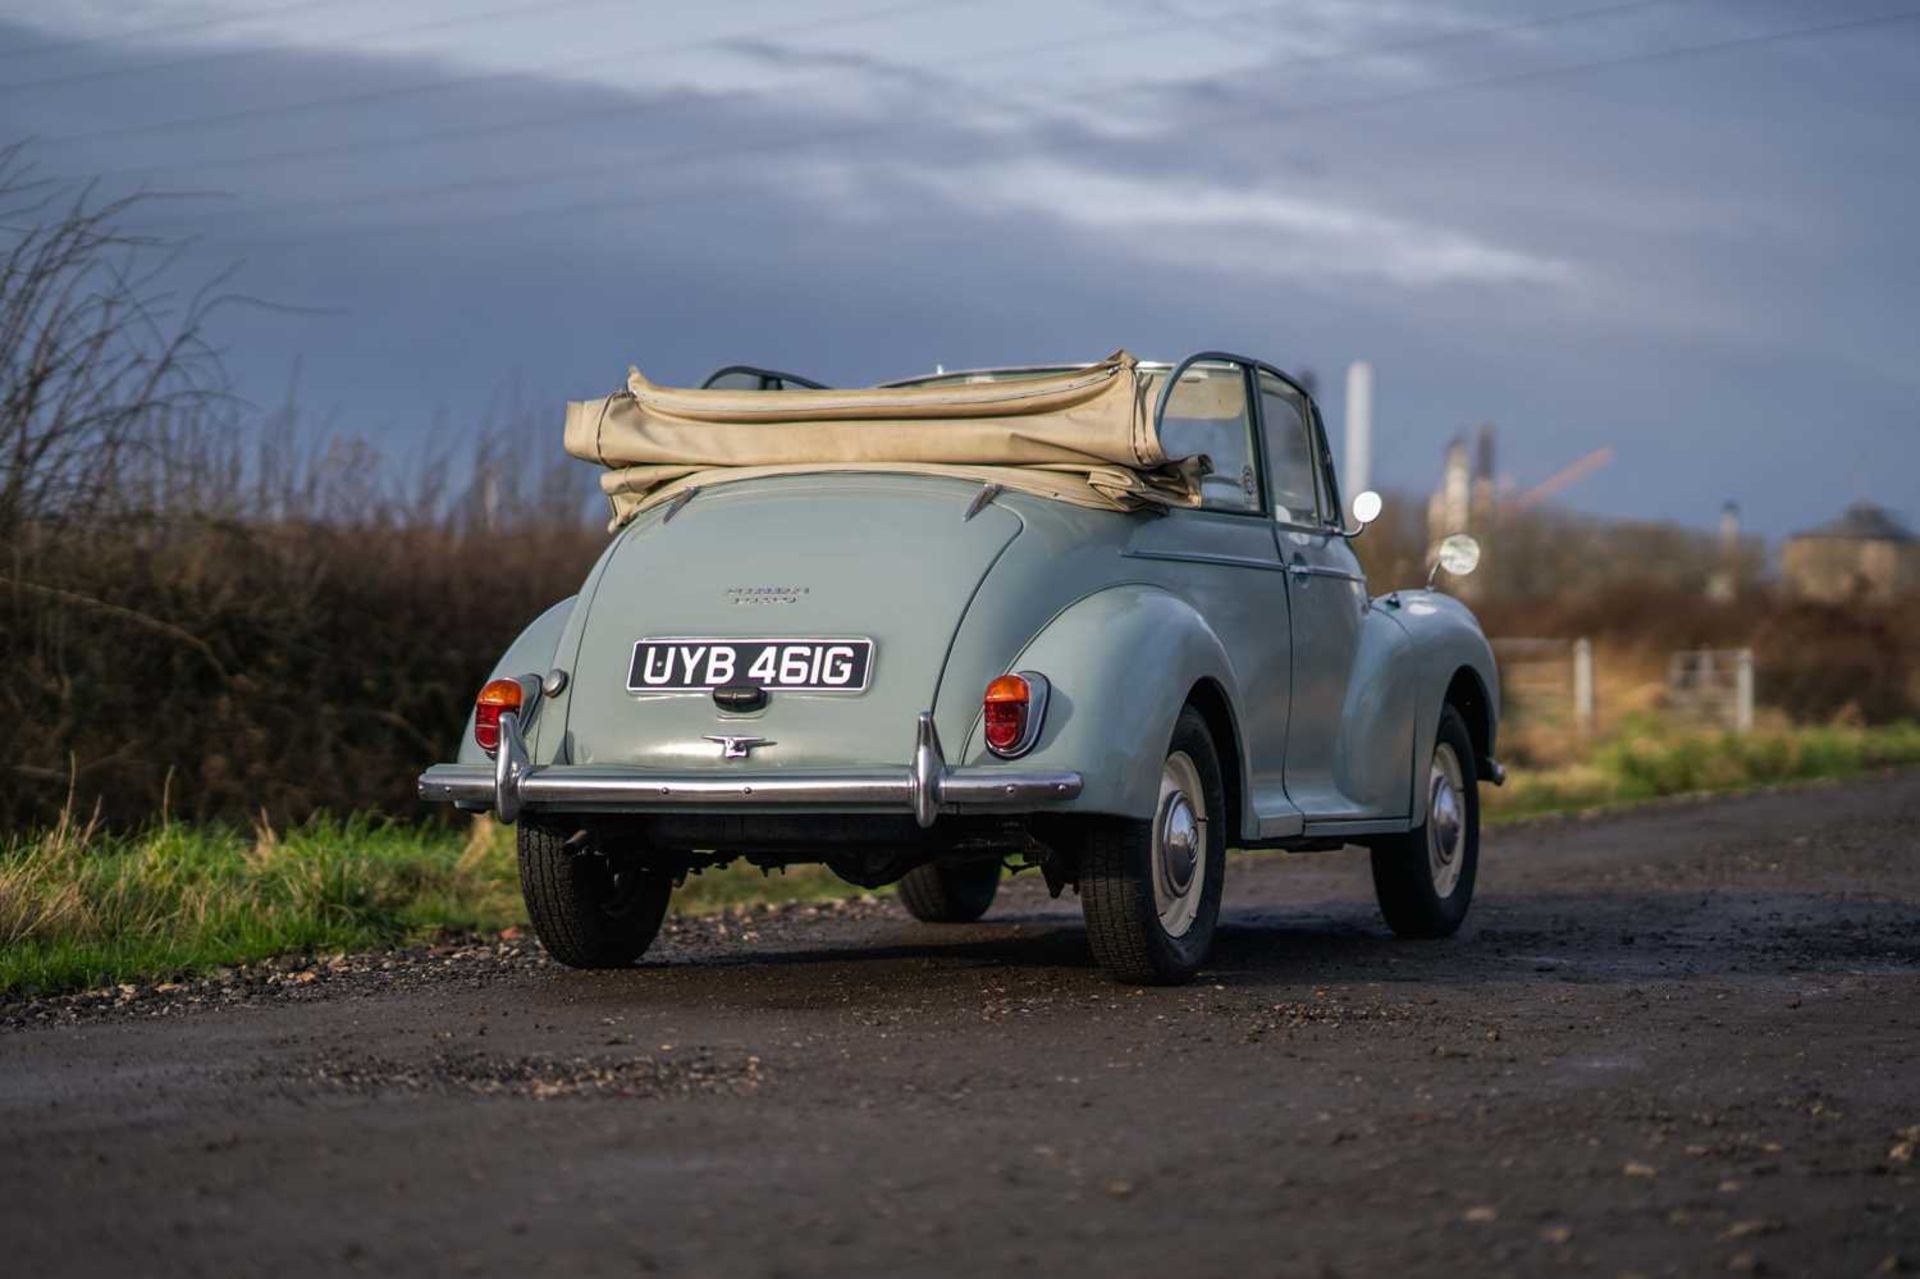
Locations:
1;0;1916;536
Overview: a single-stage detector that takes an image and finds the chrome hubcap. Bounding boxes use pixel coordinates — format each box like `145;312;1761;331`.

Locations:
1152;752;1208;937
1162;796;1199;893
1426;742;1466;898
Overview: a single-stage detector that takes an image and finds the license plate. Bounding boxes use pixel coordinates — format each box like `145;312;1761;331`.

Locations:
627;638;874;693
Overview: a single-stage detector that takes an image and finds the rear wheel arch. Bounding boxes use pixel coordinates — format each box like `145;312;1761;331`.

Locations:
1183;677;1246;843
456;596;577;765
983;584;1241;820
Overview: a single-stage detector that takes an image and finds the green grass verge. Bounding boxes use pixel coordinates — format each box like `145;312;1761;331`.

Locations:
5;722;1917;997
1486;720;1920;822
0;814;868;997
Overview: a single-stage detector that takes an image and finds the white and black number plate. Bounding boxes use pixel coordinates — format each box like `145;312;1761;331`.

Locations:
627;638;874;693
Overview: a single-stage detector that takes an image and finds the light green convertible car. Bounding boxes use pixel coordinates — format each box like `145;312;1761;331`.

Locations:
420;351;1501;984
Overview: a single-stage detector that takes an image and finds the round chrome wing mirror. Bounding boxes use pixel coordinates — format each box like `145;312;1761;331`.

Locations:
1428;533;1482;587
1342;489;1383;537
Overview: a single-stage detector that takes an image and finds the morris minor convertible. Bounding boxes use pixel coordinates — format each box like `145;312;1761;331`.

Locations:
419;351;1502;984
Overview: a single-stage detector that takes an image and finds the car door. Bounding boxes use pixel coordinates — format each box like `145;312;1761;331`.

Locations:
1130;357;1299;835
1256;370;1373;820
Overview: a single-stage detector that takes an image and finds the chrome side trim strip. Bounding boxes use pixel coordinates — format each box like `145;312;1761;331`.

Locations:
1299;817;1411;838
1289;564;1364;582
1121;548;1287;573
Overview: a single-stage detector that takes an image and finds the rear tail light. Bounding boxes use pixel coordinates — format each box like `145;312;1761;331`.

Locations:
983;671;1050;758
474;678;524;756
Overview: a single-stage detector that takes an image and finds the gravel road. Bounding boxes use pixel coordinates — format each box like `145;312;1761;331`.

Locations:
4;775;1918;1278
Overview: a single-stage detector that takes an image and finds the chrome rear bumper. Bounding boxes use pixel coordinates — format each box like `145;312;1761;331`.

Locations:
418;711;1082;828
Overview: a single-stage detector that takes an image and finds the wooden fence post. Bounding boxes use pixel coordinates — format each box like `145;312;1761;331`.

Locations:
1573;638;1595;736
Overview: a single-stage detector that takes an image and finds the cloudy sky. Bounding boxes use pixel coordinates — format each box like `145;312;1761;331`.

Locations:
4;0;1917;536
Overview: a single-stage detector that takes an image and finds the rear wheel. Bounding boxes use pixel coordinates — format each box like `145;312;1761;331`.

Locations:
1077;707;1226;985
1370;704;1479;938
897;860;1001;923
517;820;673;968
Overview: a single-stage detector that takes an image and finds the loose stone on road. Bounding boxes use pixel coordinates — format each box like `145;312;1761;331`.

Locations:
3;775;1918;1278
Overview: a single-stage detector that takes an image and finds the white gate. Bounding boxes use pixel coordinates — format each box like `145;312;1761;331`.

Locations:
1667;649;1755;732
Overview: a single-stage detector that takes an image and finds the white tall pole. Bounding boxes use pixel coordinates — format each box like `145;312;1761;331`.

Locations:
1343;361;1373;497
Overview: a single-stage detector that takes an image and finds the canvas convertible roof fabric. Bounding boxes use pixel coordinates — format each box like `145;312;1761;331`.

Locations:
563;351;1204;527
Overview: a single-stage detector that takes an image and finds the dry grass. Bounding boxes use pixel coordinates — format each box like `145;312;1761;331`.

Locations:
0;145;609;830
3;145;1916;844
3;508;605;829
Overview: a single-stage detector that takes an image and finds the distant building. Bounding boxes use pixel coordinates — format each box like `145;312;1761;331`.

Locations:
1428;433;1471;545
1782;502;1919;603
1426;424;1497;599
1427;422;1497;545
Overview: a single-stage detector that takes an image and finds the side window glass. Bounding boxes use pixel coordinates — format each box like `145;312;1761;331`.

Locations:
1157;363;1259;512
1312;407;1340;524
1259;373;1322;525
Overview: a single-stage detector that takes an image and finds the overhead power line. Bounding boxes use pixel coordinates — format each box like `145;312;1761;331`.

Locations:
0;0;625;93
1193;0;1920;131
29;0;989;140
202;1;1920;250
0;0;345;63
61;0;1690;184
94;0;1700;229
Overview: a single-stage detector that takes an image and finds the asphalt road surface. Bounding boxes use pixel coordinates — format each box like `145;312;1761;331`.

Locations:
5;775;1919;1278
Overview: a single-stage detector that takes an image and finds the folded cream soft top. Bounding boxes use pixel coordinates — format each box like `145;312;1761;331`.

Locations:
562;351;1206;528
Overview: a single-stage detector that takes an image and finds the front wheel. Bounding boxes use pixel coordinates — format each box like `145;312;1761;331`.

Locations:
1370;704;1479;938
1077;707;1227;985
517;820;673;968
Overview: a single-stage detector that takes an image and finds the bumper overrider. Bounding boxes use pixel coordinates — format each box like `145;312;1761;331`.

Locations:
418;711;1083;828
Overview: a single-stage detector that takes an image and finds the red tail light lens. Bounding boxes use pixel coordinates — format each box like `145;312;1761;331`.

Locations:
473;678;524;756
983;674;1031;756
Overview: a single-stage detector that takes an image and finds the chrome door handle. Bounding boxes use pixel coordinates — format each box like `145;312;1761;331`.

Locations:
1288;560;1311;583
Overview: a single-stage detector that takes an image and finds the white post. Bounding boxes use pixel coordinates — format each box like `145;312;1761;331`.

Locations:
1573;638;1595;735
1343;361;1372;497
1735;648;1755;733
